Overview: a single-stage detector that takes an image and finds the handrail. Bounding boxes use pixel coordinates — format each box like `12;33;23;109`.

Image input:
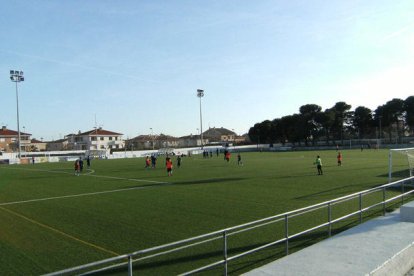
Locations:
45;176;414;276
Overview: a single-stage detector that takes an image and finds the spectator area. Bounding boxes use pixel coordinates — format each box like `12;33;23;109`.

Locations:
245;202;414;276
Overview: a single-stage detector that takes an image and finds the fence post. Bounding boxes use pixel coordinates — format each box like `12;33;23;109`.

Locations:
223;231;228;276
328;202;332;237
359;193;362;224
128;255;133;276
382;187;386;216
284;214;289;255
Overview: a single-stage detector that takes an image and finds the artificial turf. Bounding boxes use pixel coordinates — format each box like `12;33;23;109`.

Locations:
0;149;410;275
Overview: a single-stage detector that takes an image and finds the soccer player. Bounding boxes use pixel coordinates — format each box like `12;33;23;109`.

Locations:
151;154;157;168
314;156;323;175
237;153;243;166
337;152;342;166
79;157;84;172
176;155;182;168
166;157;173;176
145;156;150;169
74;159;80;176
225;151;231;162
86;155;91;168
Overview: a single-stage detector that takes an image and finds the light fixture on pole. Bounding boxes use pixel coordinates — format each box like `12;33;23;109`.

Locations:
197;89;204;149
10;70;24;159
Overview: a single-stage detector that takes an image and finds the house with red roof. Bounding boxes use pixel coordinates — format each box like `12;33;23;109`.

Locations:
0;126;31;153
67;127;124;151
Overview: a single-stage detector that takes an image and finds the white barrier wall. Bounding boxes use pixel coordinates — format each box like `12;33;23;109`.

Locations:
1;145;264;164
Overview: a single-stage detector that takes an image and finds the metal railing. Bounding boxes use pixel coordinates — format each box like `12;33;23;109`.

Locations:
45;176;414;276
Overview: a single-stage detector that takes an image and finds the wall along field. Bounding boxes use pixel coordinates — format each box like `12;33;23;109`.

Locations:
0;149;409;274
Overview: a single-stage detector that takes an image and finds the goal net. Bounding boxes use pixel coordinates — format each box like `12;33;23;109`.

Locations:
389;148;414;182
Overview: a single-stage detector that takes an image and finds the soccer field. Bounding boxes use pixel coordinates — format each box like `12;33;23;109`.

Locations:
0;149;410;275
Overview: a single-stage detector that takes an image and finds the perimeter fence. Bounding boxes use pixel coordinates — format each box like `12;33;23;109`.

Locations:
46;176;414;276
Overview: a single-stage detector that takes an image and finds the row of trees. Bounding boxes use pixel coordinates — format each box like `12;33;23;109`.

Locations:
248;96;414;146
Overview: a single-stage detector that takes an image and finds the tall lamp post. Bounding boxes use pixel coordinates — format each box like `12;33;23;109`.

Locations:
10;70;24;159
197;89;204;149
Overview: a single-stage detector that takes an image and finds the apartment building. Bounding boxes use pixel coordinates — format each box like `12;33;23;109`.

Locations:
67;128;124;151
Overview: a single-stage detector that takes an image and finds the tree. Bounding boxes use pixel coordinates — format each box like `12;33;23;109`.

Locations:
374;105;387;140
299;104;323;145
330;102;352;143
271;118;284;144
248;124;261;144
279;114;303;145
315;109;335;144
248;120;273;144
404;96;414;134
353;106;374;139
382;98;405;141
260;120;274;143
247;96;412;147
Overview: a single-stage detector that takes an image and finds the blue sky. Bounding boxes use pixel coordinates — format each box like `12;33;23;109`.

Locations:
1;1;413;141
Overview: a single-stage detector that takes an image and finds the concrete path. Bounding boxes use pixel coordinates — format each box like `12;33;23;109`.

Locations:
244;206;414;276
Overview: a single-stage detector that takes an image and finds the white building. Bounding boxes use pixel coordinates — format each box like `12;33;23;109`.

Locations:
68;128;124;151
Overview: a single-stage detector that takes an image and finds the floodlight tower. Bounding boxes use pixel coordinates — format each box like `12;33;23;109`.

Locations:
197;89;204;149
10;70;24;159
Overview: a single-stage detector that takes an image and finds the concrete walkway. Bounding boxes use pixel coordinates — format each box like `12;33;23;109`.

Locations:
245;204;414;276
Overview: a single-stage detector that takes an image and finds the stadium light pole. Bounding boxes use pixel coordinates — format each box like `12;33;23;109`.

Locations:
197;89;204;149
10;70;24;159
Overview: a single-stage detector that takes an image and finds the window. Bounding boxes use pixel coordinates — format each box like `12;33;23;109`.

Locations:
91;137;97;141
100;137;104;141
109;137;113;141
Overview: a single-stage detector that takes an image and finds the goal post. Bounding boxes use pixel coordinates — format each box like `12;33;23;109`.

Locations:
389;148;414;182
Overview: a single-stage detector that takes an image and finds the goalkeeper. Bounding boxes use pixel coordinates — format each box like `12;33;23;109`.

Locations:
314;156;323;175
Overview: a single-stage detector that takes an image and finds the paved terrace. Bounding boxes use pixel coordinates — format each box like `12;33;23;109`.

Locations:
245;202;414;276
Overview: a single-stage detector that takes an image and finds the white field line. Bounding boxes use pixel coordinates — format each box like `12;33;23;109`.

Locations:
0;206;121;257
2;166;169;184
0;167;172;206
0;185;173;206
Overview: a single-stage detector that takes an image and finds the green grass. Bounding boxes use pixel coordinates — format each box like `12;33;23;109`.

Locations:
0;149;411;275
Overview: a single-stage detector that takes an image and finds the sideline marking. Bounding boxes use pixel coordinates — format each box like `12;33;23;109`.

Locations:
0;206;120;256
1;166;169;184
0;184;172;206
0;167;172;206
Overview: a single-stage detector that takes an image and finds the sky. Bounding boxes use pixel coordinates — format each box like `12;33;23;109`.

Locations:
1;0;413;141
